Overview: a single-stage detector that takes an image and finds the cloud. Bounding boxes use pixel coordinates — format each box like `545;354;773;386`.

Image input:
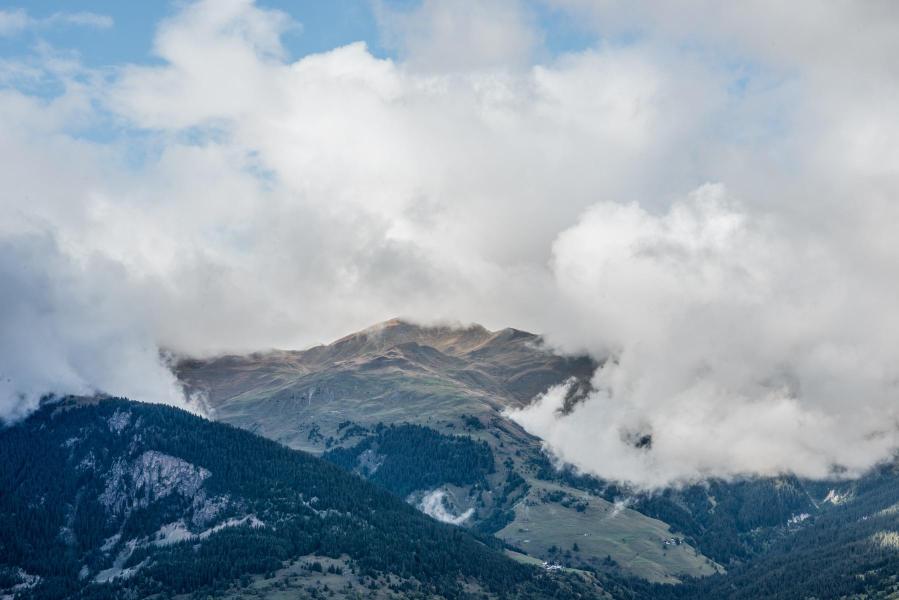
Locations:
507;184;899;488
1;0;898;488
0;9;29;37
375;0;540;72
0;235;186;422
44;12;114;30
0;8;112;37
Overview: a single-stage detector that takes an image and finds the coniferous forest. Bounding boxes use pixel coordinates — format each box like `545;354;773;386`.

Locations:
0;397;597;599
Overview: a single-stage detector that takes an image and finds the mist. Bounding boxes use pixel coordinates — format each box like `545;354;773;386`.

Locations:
0;235;187;421
2;0;898;487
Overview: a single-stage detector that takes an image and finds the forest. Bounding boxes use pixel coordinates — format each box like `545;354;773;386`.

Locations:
0;398;596;599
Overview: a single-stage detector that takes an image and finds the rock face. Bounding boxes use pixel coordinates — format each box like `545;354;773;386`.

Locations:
3;401;272;588
100;451;210;516
35;406;263;586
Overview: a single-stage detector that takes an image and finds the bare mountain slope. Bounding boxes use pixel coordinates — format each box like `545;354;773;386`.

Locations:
176;318;596;452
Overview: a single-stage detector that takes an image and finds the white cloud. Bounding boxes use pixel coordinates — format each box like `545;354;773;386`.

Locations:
0;9;29;37
1;1;899;488
508;184;899;488
418;489;474;525
0;235;186;422
45;12;113;30
375;0;540;72
0;8;112;36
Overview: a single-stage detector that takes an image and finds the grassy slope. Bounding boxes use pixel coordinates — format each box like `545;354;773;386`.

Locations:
213;371;493;453
498;478;721;584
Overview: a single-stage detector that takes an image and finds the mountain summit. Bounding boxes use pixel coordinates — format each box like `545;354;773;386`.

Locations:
328;318;497;357
177;319;597;453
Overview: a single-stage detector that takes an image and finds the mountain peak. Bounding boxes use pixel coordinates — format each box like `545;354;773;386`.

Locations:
367;317;410;329
330;318;496;357
357;317;489;334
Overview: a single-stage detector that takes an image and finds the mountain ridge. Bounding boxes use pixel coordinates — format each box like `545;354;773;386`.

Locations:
175;318;597;453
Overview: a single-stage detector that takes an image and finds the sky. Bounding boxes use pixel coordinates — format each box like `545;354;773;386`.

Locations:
1;0;898;489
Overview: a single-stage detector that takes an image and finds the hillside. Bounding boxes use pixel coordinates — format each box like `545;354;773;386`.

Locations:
177;318;596;452
0;397;600;599
176;320;723;583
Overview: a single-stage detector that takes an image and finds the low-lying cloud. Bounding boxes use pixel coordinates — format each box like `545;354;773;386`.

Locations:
508;185;899;488
1;0;898;487
0;235;186;421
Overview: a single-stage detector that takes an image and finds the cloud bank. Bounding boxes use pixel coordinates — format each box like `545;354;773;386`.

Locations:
1;0;898;487
509;184;899;487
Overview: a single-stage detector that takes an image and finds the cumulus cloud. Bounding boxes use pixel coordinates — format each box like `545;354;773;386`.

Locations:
1;0;898;487
508;184;899;487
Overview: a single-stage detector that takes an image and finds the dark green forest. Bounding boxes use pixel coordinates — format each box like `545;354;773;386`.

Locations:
323;422;495;497
0;398;597;599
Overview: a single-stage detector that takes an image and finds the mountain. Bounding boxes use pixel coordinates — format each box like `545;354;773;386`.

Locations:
635;464;899;600
0;397;601;599
175;319;899;599
177;318;596;452
6;322;899;599
176;320;722;584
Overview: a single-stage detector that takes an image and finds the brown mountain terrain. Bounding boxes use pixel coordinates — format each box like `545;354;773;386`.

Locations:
177;318;596;451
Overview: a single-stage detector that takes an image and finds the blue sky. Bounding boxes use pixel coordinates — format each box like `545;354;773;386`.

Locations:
1;1;596;69
2;2;383;65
